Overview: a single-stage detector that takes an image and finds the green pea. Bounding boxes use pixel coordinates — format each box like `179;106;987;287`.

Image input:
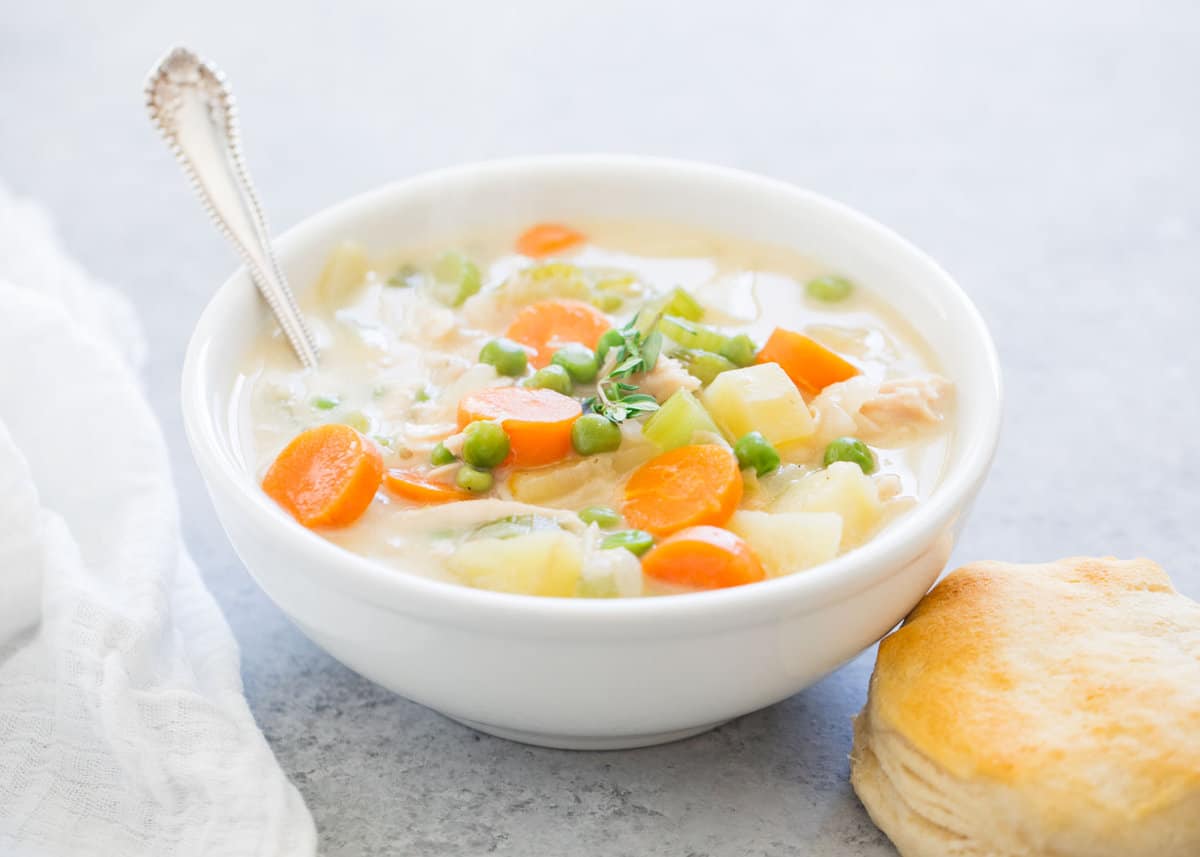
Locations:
678;349;737;385
479;337;529;377
720;333;758;367
823;436;876;474
596;328;625;361
571;413;622;456
462;421;511;469
431;442;456;466
734;431;781;476
578;505;621;528
312;395;340;411
455;464;494;493
601;529;654;557
552;343;600;383
521;364;573;395
806;275;854;303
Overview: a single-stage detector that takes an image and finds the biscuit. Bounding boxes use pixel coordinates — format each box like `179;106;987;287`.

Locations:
851;557;1200;857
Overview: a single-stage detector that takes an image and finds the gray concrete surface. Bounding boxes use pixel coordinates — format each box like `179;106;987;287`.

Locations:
4;1;1199;853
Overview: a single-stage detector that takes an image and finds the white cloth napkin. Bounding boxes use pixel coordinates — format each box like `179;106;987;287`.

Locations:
0;186;317;857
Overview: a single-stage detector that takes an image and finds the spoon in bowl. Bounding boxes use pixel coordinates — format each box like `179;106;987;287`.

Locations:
145;46;319;369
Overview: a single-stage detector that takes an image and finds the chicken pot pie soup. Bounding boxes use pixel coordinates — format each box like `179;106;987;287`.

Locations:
237;221;955;598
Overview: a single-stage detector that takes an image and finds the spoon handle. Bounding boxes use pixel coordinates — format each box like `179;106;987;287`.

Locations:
145;46;319;369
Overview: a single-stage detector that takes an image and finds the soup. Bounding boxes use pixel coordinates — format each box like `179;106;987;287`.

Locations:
236;221;954;598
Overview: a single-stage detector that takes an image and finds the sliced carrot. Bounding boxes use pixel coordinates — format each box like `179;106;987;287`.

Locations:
515;223;585;258
505;299;613;368
384;470;472;504
622;444;743;537
457;386;581;467
642;525;766;589
756;327;860;396
262;424;383;528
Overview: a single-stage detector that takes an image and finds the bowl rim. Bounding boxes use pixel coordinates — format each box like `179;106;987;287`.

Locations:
182;154;1002;631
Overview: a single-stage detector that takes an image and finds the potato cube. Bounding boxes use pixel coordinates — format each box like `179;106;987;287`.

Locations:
771;461;882;547
728;510;843;577
448;530;582;597
701;362;815;446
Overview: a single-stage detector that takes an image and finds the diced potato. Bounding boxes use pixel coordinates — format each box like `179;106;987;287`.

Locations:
642;390;720;451
701;363;815;446
508;456;618;508
448;530;582;597
727;510;843;577
316;241;371;305
771;461;882;547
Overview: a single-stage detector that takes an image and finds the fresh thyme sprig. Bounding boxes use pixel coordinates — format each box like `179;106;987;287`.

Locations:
584;309;664;423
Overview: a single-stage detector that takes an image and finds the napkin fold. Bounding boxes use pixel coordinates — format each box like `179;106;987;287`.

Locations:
0;186;317;857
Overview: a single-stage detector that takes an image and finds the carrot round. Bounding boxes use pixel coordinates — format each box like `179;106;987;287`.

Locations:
505;299;612;368
515;222;585;258
457;387;581;467
384;470;472;505
622;444;743;537
262;424;383;528
756;327;860;396
642;525;766;589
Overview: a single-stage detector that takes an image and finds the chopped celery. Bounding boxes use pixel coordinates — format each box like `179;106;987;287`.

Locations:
431;251;482;306
312;395;340;411
675;349;737;385
657;315;728;353
641;389;721;451
720;333;758;367
665;286;705;321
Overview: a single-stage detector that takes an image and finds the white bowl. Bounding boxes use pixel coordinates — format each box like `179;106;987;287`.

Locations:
182;156;1001;750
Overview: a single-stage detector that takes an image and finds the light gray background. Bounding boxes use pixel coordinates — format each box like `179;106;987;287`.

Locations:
4;1;1198;854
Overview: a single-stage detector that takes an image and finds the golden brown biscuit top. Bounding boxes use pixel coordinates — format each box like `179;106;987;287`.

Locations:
870;557;1200;826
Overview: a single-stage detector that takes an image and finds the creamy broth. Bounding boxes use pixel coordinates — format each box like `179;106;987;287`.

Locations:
236;221;954;596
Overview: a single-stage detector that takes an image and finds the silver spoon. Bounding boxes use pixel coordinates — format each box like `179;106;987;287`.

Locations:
145;46;319;369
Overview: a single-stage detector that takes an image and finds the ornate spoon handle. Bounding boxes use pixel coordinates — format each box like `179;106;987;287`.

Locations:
145;46;319;369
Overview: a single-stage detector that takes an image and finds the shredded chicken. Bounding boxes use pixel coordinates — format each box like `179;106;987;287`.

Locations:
640;354;701;403
808;375;881;448
857;375;953;443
